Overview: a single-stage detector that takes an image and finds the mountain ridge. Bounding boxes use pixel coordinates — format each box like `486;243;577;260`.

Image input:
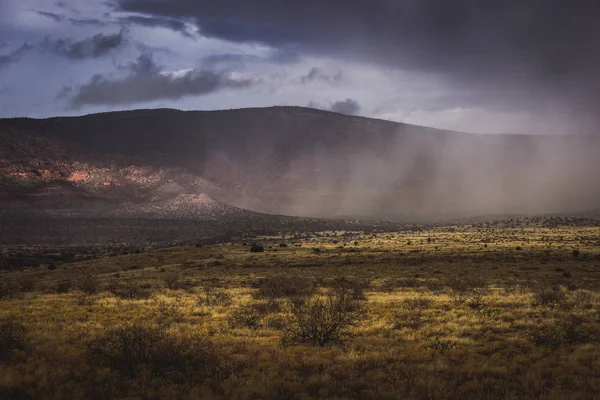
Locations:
1;106;599;219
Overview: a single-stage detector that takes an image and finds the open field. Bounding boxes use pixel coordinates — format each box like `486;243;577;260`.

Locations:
1;221;600;399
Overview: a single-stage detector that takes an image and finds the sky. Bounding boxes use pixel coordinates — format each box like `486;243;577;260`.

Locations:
0;0;599;134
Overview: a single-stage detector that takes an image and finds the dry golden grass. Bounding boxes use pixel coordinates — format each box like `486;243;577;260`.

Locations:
1;225;599;399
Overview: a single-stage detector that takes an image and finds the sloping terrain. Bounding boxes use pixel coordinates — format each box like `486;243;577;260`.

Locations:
106;193;249;220
1;107;599;220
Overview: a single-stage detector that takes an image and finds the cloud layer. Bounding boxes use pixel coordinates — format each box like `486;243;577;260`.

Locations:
0;0;599;134
69;53;257;107
46;31;125;60
117;0;600;126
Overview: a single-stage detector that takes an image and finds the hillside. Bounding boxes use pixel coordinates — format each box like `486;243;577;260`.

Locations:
1;107;599;219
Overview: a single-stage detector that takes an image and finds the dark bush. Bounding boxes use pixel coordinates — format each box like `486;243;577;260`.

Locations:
279;243;288;248
111;281;153;300
197;286;233;307
526;316;593;349
447;278;488;309
88;322;217;380
164;275;182;290
0;317;27;363
281;287;365;347
55;281;72;294
227;304;263;329
18;279;35;293
0;282;19;300
572;249;580;258
328;277;369;300
78;274;100;295
532;285;566;308
253;275;316;300
47;264;57;271
250;244;265;253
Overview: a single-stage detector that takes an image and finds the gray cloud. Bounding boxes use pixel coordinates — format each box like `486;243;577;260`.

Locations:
35;10;106;27
297;68;342;85
68;53;258;107
119;15;196;39
45;31;125;60
0;43;32;70
331;98;361;115
116;0;600;127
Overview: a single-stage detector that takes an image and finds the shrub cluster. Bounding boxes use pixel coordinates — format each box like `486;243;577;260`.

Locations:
281;286;365;347
88;323;218;381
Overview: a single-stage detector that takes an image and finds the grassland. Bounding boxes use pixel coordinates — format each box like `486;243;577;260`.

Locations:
1;221;600;399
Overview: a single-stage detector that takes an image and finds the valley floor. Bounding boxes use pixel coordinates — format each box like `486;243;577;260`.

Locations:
1;224;600;399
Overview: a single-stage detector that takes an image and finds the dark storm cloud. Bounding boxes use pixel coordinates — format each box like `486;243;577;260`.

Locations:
116;0;600;121
331;99;361;115
0;43;33;70
35;10;106;27
46;31;126;60
68;53;257;107
119;15;196;39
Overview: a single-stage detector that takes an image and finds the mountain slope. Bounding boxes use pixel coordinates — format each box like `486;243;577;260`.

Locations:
1;106;599;219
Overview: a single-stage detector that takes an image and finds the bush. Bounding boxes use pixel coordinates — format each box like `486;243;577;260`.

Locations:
532;285;566;308
329;277;369;300
88;323;217;380
197;286;232;307
392;298;434;330
55;280;72;294
47;264;57;271
447;278;488;309
78;274;99;295
250;244;265;253
281;287;365;347
426;337;456;353
111;281;153;300
227;304;263;329
0;281;18;300
18;279;35;293
525;316;593;349
0;317;27;363
163;274;182;290
253;275;316;300
154;300;184;325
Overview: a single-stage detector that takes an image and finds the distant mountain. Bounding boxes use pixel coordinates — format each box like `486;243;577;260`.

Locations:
1;106;599;219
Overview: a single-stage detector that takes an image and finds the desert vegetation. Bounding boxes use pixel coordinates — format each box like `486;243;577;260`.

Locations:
1;221;600;399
